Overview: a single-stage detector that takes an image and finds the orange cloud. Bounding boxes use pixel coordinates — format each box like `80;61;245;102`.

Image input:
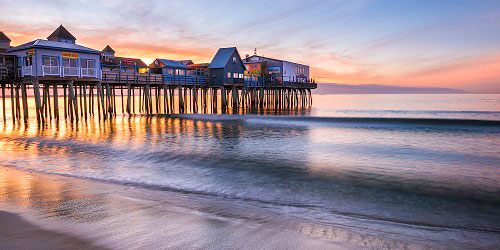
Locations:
401;55;500;92
2;22;217;65
312;55;500;93
3;21;499;93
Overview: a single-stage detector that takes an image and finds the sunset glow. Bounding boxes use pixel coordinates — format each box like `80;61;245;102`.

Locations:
1;0;499;92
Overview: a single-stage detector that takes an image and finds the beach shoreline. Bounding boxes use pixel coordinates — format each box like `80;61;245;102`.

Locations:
0;166;439;250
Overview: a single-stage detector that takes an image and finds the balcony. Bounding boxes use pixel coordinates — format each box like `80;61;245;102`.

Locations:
63;67;79;77
43;65;61;76
22;65;33;77
81;68;95;78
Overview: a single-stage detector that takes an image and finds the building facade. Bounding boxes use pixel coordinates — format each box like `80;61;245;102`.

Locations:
150;59;207;85
0;31;11;53
208;47;245;86
243;55;310;83
101;45;148;73
8;25;101;79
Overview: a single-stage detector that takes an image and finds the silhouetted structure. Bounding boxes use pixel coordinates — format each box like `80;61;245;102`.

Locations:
0;25;316;123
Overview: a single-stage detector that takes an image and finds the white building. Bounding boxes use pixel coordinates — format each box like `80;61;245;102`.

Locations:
243;54;310;83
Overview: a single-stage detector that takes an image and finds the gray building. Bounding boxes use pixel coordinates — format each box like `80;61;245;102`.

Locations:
0;31;15;81
0;31;11;53
208;47;245;86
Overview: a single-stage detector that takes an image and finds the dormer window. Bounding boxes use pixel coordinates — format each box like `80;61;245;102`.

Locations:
47;25;77;44
59;38;74;44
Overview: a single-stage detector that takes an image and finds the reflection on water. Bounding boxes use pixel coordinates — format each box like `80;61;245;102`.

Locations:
312;94;500;120
0;167;111;223
0;94;499;249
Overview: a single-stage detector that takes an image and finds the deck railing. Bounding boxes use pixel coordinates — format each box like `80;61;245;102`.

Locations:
100;71;316;89
102;72;163;85
42;65;60;76
81;68;96;78
0;66;7;80
163;75;207;85
22;65;33;77
63;67;79;77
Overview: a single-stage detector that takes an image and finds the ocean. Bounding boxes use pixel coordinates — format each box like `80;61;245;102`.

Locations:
0;94;499;249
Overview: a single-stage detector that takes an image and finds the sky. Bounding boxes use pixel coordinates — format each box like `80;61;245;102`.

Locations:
1;0;499;93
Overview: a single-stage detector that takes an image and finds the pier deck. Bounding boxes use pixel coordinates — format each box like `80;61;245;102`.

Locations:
0;69;316;123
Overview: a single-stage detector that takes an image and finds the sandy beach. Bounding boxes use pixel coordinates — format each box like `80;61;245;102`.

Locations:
0;210;104;250
0;166;438;250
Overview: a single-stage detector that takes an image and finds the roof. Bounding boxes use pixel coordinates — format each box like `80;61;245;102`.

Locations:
0;31;10;42
102;45;115;53
8;39;100;54
208;47;243;69
186;63;209;70
104;56;148;68
177;60;193;66
47;25;76;40
245;55;308;67
156;59;186;69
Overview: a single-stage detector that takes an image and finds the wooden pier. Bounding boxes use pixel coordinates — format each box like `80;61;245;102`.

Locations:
0;71;316;123
0;26;318;124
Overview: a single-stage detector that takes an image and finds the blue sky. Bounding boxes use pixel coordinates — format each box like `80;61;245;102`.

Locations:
1;0;499;92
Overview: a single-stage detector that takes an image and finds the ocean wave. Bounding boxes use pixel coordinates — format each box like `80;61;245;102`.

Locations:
2;162;499;236
154;114;500;128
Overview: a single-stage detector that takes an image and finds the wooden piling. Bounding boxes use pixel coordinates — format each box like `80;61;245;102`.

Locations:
1;83;5;122
53;83;59;119
67;80;78;121
21;83;28;122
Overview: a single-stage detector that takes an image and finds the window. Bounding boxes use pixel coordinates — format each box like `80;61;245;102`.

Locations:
233;72;238;78
23;56;33;66
239;73;243;79
42;56;59;75
63;58;78;76
63;58;77;68
42;56;59;66
81;59;95;77
81;59;94;69
227;72;231;78
232;57;236;63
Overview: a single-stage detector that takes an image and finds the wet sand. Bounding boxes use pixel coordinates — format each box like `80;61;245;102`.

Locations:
0;211;106;250
0;166;437;249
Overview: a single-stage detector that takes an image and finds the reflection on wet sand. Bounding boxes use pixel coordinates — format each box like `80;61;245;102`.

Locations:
0;166;428;250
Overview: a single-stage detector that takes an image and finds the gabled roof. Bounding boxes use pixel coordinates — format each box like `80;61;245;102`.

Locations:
208;47;244;69
48;25;76;41
102;45;115;53
177;60;193;66
156;59;187;69
104;57;148;68
8;39;100;54
0;31;10;42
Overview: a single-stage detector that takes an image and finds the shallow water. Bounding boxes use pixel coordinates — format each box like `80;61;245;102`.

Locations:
0;94;499;249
